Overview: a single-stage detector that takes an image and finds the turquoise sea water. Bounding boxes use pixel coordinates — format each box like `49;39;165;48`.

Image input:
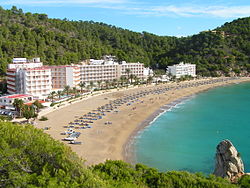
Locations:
134;82;250;173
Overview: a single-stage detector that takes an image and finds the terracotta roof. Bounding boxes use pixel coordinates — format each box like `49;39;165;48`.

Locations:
0;94;33;99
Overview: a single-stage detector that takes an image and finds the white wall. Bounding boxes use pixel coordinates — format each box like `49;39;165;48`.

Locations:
66;67;74;87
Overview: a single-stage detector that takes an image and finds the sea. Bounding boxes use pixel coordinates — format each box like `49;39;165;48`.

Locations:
134;82;250;174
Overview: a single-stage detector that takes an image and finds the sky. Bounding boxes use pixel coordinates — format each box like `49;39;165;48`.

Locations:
1;0;250;37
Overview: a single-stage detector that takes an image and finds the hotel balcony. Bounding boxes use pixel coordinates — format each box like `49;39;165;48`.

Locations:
7;85;16;90
6;72;16;76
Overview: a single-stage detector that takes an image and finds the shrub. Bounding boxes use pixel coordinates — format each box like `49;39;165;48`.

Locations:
39;116;48;121
50;102;55;107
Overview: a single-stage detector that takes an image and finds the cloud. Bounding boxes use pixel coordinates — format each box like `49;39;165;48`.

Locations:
2;0;250;18
124;5;250;18
2;0;127;5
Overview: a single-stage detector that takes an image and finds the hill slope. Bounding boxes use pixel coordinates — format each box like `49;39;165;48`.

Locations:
0;121;242;187
0;6;249;77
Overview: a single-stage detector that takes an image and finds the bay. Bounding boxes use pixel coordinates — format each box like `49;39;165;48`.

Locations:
134;82;250;173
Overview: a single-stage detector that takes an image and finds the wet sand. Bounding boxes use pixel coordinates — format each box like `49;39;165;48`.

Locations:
36;77;250;166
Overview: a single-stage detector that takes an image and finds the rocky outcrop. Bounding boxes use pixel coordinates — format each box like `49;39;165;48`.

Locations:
214;139;244;181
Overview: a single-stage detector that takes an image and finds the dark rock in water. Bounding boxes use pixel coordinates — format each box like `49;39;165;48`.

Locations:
214;139;244;181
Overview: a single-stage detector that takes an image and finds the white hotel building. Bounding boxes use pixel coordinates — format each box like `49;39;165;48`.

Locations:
79;58;148;84
167;62;196;78
7;58;52;98
7;56;151;98
79;59;120;83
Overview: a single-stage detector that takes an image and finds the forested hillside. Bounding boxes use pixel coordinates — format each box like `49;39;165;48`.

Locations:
0;6;250;76
2;121;248;187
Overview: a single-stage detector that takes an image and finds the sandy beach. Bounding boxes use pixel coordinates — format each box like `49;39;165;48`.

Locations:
36;77;250;166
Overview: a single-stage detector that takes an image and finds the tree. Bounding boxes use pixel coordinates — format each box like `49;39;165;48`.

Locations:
105;80;109;89
64;85;70;96
23;105;37;122
97;80;102;89
134;76;140;85
78;81;85;93
112;79;118;88
120;76;127;87
147;76;153;84
125;68;131;84
49;91;56;102
33;100;43;113
13;99;24;117
129;74;134;84
89;81;94;90
57;90;63;100
72;87;78;96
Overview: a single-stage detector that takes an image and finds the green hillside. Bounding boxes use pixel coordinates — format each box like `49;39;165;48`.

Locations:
1;121;246;187
0;6;249;77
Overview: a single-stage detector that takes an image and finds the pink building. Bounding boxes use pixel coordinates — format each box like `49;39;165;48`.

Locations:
49;65;80;89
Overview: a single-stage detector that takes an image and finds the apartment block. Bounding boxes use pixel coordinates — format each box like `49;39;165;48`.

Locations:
7;56;151;98
78;57;149;84
120;61;144;79
50;66;80;89
79;60;120;83
167;62;196;78
7;58;52;98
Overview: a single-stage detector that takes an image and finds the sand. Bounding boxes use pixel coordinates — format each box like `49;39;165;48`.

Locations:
35;77;250;166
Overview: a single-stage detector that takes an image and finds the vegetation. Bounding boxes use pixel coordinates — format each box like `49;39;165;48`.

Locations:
12;98;24;116
1;121;249;187
0;122;105;187
0;6;249;77
39;116;48;121
22;105;37;121
0;114;12;121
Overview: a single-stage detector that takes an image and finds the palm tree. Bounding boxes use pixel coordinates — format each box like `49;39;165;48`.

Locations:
72;87;78;96
33;100;43;113
125;68;131;84
64;85;70;96
129;74;135;84
49;91;56;102
105;80;110;89
13;98;24;117
120;76;127;87
79;81;85;93
97;80;102;89
147;76;153;85
57;90;63;100
112;79;118;88
89;81;95;90
134;75;139;85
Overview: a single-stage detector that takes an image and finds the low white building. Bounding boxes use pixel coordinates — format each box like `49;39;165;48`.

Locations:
167;62;196;78
0;94;33;110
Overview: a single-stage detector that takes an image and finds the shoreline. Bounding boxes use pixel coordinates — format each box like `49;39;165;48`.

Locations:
122;79;250;165
35;77;250;166
123;95;194;164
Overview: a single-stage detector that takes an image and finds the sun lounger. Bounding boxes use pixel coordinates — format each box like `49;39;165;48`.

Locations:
69;141;82;145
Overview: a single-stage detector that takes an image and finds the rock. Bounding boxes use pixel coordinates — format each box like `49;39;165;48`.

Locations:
214;139;244;181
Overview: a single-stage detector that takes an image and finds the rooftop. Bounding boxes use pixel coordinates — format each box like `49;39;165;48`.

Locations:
0;94;33;99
